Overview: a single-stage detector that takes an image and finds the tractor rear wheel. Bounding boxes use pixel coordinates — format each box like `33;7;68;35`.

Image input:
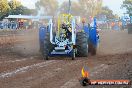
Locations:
76;32;88;57
41;33;53;60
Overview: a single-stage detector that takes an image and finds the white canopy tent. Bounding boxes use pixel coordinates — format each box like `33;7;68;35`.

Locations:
5;15;53;20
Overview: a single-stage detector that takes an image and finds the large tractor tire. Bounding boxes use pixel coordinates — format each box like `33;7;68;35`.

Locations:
76;32;88;57
41;33;53;60
88;42;97;55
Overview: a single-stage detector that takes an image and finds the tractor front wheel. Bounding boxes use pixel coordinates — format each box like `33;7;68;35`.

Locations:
41;33;53;60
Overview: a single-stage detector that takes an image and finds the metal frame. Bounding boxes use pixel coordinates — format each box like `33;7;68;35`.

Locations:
48;14;76;56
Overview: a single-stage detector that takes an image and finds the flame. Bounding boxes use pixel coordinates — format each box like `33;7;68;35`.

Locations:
81;67;89;78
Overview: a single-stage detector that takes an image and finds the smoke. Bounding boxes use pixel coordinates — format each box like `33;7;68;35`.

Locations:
37;6;45;16
12;30;40;57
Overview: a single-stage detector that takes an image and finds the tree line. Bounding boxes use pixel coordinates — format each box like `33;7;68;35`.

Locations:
0;0;36;20
122;0;132;16
35;0;118;20
1;0;129;20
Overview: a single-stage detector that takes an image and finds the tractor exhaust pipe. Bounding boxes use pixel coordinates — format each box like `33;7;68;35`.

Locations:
72;18;76;45
68;0;71;14
49;19;55;44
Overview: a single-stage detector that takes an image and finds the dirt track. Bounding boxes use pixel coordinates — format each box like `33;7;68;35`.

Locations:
0;29;132;88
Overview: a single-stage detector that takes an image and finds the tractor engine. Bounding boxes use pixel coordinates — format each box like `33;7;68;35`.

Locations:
54;23;72;51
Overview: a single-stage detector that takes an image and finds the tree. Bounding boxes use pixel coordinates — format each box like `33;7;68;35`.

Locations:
99;6;116;19
59;0;102;18
9;0;22;15
35;0;58;16
79;0;103;17
59;1;82;16
9;0;34;15
9;6;31;15
9;0;21;10
0;0;36;20
93;0;103;16
0;0;10;20
121;0;132;15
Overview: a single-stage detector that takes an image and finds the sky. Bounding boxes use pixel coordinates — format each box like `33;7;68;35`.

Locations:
103;0;125;16
19;0;126;17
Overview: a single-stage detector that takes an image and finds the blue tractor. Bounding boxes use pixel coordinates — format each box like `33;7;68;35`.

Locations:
39;14;99;60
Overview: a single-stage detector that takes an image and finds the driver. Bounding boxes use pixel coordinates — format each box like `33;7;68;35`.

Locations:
61;23;72;39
